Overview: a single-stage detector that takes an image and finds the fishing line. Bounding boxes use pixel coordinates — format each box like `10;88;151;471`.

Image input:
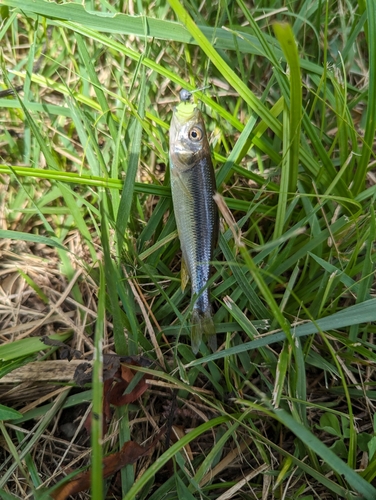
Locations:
179;85;211;102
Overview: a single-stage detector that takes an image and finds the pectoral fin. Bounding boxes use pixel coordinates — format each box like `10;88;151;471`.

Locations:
171;168;194;202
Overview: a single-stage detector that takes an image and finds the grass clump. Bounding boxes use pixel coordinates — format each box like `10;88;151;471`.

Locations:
0;0;376;499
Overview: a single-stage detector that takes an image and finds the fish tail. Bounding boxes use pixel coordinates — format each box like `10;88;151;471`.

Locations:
191;308;217;354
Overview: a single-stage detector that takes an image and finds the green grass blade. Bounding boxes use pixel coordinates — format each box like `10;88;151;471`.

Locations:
273;99;290;240
239;246;292;339
273;22;302;194
91;263;105;500
215;113;258;187
219;235;271;320
0;490;19;500
75;33;127;167
0;230;66;251
352;0;376;194
308;252;372;300
116;68;146;248
168;0;282;137
1;3;374;497
0;390;70;487
121;416;230;500
0;333;72;362
187;298;376;366
100;202;128;355
272;406;376;498
349;205;376;340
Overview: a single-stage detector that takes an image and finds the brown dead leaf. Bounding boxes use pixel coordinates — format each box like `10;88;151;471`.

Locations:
120;365;134;383
81;360;152;435
73;362;93;387
51;440;153;500
41;336;82;361
108;365;149;407
74;355;153;387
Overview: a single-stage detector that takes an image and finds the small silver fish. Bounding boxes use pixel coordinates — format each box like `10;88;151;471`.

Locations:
169;96;218;353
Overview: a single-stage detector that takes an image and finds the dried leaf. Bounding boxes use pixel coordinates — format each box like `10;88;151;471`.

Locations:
108;366;150;407
74;355;153;388
41;336;82;361
120;365;134;383
102;355;121;380
73;362;92;387
82;361;152;434
51;440;153;500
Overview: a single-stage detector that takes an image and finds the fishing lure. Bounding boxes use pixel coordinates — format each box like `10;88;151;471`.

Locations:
169;90;218;353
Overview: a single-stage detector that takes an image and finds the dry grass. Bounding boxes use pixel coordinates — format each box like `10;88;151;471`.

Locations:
1;0;376;499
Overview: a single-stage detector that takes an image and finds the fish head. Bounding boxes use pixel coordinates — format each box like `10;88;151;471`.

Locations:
169;102;209;171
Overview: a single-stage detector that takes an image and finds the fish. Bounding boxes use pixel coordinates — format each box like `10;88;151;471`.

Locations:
169;94;218;353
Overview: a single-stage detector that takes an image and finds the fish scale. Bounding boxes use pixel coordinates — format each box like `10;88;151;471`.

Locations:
169;99;218;353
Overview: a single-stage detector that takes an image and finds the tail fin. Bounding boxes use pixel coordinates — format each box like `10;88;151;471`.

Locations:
191;308;217;354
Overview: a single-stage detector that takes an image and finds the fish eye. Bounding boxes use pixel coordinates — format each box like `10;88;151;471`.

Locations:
188;126;203;141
